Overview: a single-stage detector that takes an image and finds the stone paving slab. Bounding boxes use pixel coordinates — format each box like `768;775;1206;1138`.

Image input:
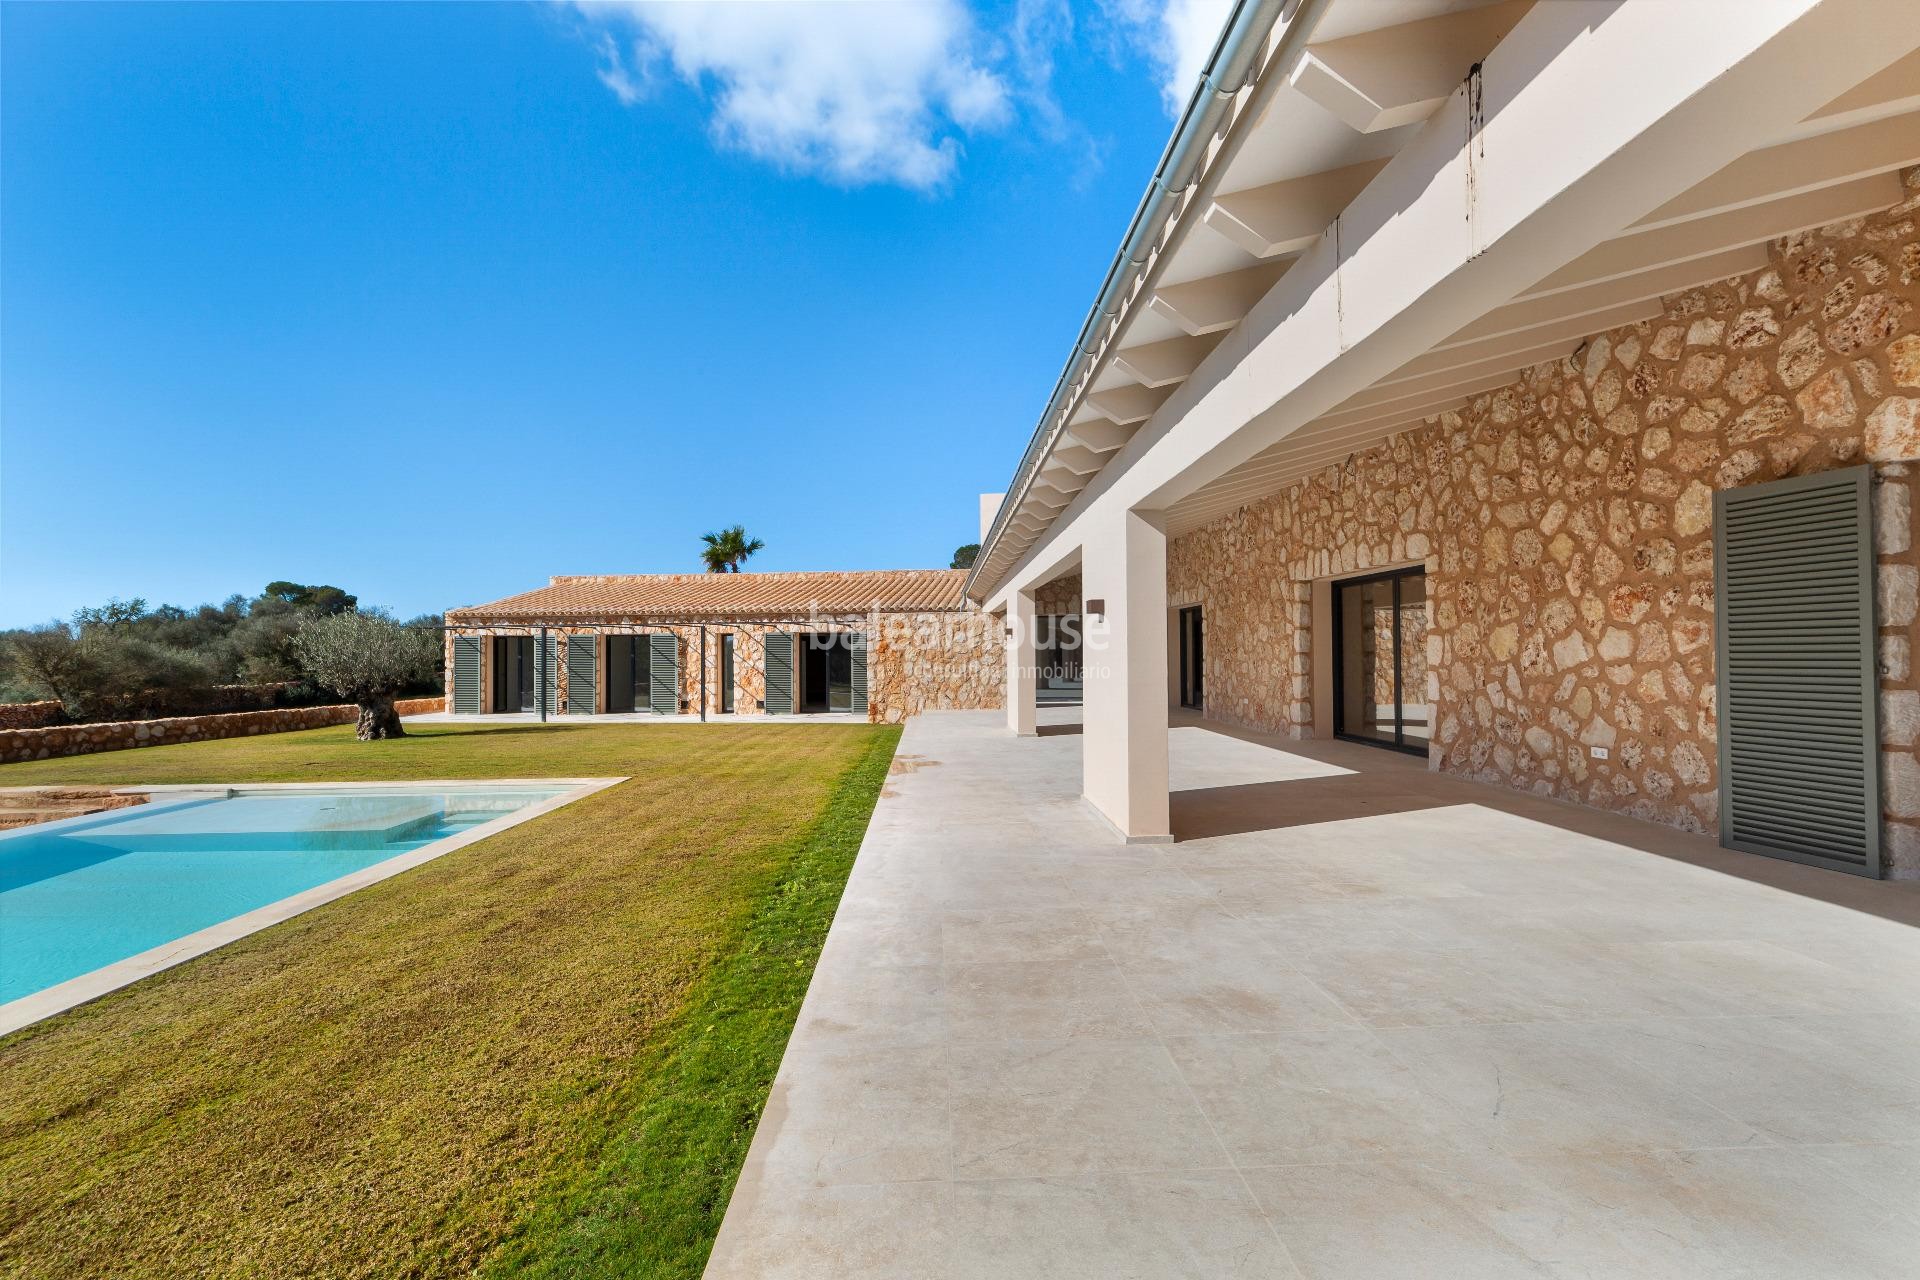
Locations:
706;709;1920;1279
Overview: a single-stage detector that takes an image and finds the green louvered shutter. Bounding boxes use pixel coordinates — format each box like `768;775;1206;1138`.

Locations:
538;633;560;716
850;632;869;717
648;633;679;714
452;635;482;714
565;634;596;715
764;633;794;715
1713;465;1881;877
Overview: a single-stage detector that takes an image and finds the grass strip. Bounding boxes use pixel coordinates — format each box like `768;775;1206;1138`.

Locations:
481;726;899;1277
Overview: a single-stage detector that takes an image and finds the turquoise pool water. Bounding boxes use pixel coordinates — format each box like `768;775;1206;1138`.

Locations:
0;787;566;1004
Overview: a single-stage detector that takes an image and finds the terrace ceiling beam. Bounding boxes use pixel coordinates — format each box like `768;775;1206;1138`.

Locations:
1037;464;1089;493
1060;419;1140;454
1022;488;1070;514
1524;171;1905;298
1808;46;1920;127
1146;261;1292;336
1084;382;1177;425
1049;445;1107;476
1383;298;1662;386
1441;244;1769;348
1110;332;1226;389
1026;479;1073;505
1287;0;1533;134
1632;113;1920;232
1202;158;1389;259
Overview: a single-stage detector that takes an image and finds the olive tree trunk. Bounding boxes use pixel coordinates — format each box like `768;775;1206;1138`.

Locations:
356;696;405;740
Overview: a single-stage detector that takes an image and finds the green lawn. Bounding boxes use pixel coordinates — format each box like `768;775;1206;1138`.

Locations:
0;721;899;1278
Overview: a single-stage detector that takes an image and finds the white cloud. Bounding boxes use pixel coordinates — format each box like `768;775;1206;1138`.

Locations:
1097;0;1233;114
577;0;1011;190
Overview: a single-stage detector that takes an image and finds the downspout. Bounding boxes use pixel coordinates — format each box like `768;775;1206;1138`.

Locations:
537;625;548;723
964;0;1333;600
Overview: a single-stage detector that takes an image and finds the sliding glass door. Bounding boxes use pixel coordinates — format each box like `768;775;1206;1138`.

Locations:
492;637;535;713
1178;606;1204;710
1333;568;1429;753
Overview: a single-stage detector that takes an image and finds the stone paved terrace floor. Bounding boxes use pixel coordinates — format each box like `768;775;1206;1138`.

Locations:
705;709;1920;1280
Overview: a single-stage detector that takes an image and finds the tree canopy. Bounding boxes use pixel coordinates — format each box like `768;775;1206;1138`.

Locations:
700;526;765;573
950;544;979;569
291;610;441;739
0;582;441;722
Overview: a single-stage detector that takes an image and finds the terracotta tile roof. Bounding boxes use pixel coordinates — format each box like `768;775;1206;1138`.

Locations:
449;569;972;622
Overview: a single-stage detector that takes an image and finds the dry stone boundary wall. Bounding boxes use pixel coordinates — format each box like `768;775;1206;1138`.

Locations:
0;697;447;764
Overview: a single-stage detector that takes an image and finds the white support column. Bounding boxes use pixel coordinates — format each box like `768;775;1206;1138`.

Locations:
1005;592;1038;738
1080;508;1171;842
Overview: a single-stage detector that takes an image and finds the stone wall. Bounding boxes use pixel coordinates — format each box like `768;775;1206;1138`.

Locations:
0;697;447;765
1034;574;1082;615
867;611;1004;723
1167;180;1920;875
445;611;1002;724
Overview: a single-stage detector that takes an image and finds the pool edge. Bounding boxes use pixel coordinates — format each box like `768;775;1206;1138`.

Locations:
0;777;626;1037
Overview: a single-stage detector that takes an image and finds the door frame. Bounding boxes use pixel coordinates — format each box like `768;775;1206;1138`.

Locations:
1331;566;1428;756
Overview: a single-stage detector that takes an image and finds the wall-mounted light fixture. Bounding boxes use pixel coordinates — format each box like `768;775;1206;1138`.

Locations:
1085;598;1106;620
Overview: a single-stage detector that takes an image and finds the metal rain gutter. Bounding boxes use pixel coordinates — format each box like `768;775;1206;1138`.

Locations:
964;0;1323;601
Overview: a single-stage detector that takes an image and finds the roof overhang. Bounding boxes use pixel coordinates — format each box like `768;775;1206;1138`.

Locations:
968;0;1920;600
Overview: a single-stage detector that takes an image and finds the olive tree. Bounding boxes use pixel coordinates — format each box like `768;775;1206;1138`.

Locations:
292;610;439;740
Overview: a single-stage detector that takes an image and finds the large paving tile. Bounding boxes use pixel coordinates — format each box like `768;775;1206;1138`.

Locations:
944;958;1154;1041
1622;938;1898;1017
1166;1028;1489;1166
1177;857;1481;913
1296;930;1854;1028
1599;1014;1920;1144
1062;860;1216;912
1243;1158;1560;1279
706;1181;955;1280
1512;1145;1920;1278
948;1038;1228;1180
949;1171;1302;1279
941;906;1108;966
1375;1021;1766;1157
790;960;947;1050
1250;1143;1920;1280
1800;1140;1920;1219
820;903;944;969
1098;905;1358;1036
1290;941;1569;1027
744;1042;951;1190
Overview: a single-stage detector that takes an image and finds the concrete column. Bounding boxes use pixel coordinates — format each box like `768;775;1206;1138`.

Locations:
1081;507;1171;841
1005;590;1037;737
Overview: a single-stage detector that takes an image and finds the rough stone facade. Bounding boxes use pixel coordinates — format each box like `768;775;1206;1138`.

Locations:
1034;574;1083;615
867;610;1003;723
0;697;447;764
1168;179;1920;874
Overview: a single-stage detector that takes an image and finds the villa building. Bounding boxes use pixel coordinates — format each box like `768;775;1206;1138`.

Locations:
442;569;1002;724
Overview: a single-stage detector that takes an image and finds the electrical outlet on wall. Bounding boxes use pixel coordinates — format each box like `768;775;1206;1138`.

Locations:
1590;746;1610;760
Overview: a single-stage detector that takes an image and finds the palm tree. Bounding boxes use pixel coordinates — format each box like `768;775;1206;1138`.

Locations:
700;525;765;573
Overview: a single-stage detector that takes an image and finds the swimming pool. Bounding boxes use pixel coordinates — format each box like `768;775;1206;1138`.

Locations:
0;781;617;1030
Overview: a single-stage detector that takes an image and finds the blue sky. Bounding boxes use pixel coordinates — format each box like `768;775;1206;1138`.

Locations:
1;0;1222;625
